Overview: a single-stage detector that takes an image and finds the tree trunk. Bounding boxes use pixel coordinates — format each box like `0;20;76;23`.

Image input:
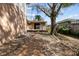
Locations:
50;17;56;35
50;4;57;35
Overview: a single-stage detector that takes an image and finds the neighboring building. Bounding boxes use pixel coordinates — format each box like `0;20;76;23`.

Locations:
27;19;47;32
70;20;79;32
58;19;79;32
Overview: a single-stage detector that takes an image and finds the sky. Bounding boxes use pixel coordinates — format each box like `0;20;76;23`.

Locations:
26;4;79;25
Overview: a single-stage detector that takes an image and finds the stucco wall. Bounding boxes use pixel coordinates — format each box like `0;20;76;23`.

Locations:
27;22;46;30
0;3;27;45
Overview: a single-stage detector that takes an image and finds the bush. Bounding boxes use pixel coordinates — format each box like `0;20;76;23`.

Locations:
58;28;71;35
71;31;79;37
58;27;79;37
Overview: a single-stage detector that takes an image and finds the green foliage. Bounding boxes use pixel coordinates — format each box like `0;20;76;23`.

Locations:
35;15;42;21
62;3;75;8
58;27;79;37
36;29;40;32
71;31;79;36
58;28;71;35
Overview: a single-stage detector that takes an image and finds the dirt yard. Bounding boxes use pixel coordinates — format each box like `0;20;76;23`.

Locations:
0;32;79;56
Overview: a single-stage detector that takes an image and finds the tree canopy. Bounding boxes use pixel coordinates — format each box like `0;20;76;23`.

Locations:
35;15;42;21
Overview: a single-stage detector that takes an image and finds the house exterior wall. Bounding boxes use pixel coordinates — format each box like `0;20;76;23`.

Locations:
27;22;46;30
70;24;79;32
0;4;27;44
14;3;27;16
27;23;34;30
40;23;46;30
14;3;27;31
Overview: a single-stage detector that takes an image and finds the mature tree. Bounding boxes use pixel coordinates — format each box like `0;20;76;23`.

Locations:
32;3;75;35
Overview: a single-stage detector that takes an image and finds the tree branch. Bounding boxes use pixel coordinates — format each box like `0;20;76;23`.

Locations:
47;3;52;9
51;3;57;17
56;3;63;16
36;6;50;17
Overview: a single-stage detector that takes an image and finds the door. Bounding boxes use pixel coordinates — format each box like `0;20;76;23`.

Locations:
34;23;40;29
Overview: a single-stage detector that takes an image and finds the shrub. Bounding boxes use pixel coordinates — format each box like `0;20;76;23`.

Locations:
36;29;40;32
71;31;79;37
58;28;71;35
58;27;79;37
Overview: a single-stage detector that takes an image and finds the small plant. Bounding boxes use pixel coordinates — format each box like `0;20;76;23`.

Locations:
36;29;40;32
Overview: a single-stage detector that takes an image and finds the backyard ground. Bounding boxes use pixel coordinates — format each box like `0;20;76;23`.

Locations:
0;32;79;56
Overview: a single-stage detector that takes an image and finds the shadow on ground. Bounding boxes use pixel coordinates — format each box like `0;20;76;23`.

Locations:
0;33;78;56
